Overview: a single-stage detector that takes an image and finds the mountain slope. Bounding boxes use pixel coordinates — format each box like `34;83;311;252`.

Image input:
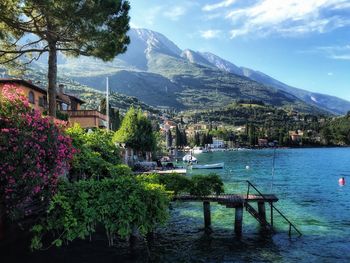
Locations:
73;70;185;109
32;28;348;115
181;49;213;67
200;52;243;76
201;52;350;115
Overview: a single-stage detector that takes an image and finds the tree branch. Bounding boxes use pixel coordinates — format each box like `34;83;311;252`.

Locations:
0;53;25;64
0;48;49;54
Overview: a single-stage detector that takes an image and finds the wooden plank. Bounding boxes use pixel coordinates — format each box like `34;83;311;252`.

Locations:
174;194;278;203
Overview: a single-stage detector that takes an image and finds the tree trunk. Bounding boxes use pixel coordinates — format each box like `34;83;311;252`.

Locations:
47;42;57;117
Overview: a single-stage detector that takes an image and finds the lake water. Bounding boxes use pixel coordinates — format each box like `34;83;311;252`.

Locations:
149;148;350;262
3;148;350;262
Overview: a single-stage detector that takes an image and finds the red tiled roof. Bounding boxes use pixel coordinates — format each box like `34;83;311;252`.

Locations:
0;78;85;104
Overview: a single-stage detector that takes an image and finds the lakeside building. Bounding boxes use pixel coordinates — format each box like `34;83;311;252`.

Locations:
0;78;107;129
258;138;269;147
289;130;304;143
209;138;225;149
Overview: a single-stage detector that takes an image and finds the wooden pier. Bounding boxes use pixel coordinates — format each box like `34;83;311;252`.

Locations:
173;181;302;237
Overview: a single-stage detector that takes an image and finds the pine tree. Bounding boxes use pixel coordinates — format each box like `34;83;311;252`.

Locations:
175;125;181;148
0;0;130;117
166;129;172;149
195;132;200;146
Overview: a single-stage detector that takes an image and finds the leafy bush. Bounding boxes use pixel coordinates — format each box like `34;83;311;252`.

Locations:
66;124;121;180
113;107;156;153
189;174;224;196
158;173;192;195
0;85;75;220
110;164;132;177
137;173;224;197
31;176;170;249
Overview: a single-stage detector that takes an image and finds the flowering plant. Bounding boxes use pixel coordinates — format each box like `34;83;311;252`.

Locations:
0;84;75;220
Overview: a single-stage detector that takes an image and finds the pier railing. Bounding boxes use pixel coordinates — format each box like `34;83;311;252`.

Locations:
246;180;302;237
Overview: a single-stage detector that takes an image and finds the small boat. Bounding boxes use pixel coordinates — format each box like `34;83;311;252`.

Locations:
158;169;187;174
182;154;197;163
191;162;224;169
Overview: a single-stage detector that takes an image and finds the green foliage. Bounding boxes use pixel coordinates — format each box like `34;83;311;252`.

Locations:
113;106;138;148
158;173;192;195
56;110;69;121
66;124;121;180
99;98;122;131
137;173;224;197
0;0;130;116
189;174;224;196
110;164;132;177
31;176;170;249
113;107;156;153
322;115;350;145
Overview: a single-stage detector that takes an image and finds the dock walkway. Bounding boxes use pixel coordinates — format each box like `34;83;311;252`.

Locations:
172;181;301;237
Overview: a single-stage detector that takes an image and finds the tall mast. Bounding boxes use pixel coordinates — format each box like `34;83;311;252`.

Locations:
106;76;110;131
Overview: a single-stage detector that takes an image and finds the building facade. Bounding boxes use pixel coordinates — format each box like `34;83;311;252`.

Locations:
0;79;107;129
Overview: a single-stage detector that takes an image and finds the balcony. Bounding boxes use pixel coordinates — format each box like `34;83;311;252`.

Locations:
62;110;108;128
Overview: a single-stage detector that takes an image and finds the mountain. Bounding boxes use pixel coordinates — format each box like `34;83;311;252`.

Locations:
200;52;243;75
32;28;348;115
201;52;350;115
181;49;213;67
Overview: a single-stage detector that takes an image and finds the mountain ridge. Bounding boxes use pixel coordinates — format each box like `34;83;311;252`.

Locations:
33;27;349;115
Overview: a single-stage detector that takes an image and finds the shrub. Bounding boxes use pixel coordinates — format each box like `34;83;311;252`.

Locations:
158;173;192;195
110;164;132;177
136;173;224;197
66;124;121;180
31;176;170;249
0;85;75;220
189;174;224;196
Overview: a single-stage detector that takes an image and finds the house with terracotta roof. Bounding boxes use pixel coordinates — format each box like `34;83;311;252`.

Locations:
0;79;107;129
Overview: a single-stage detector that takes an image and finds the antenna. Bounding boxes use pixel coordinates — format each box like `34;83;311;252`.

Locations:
106;77;110;131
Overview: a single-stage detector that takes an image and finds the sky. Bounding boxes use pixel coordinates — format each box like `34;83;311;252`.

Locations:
129;0;350;101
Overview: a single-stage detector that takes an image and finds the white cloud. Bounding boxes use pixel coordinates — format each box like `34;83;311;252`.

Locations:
163;6;187;21
313;44;350;60
200;30;221;39
203;0;237;12
224;0;350;38
330;54;350;60
327;72;333;76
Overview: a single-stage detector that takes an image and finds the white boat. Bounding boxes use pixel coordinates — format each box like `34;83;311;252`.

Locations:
182;154;197;163
191;162;224;169
192;147;208;154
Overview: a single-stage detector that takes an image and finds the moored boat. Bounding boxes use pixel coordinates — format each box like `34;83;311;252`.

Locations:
182;154;197;163
191;162;224;169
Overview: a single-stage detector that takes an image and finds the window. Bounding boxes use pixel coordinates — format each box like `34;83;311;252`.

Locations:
28;91;35;104
61;103;68;110
39;97;46;107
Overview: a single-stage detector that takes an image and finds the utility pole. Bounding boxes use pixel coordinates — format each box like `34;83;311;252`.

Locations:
106;77;110;131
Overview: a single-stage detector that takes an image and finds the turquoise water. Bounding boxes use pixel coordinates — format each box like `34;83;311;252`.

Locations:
3;148;350;262
150;148;350;262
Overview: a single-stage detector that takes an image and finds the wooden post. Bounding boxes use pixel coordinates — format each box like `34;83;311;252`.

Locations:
258;201;266;221
234;206;243;236
270;202;274;227
203;201;211;232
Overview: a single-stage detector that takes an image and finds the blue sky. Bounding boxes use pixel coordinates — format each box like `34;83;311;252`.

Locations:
130;0;350;101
